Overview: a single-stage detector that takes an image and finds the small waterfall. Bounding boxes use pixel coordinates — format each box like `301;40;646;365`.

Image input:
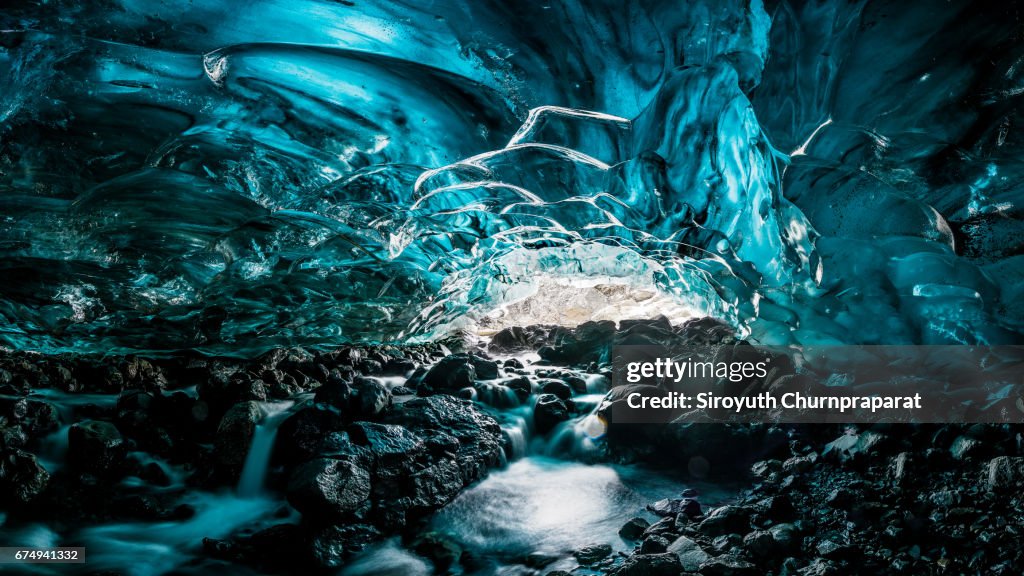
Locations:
237;400;296;498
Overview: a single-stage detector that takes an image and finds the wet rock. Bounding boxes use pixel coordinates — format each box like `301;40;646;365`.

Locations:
350;377;392;419
667;535;709;571
608;553;682;576
0;449;49;506
9;399;60;438
538;320;617;365
986;456;1024;491
505;376;533;401
619;517;650;541
640;535;669;554
574;543;612;565
751;459;783;479
469;355;500;380
698;505;752;536
276;405;349;465
489;325;557;353
743;529;776;558
647;497;700;518
533;394;570;434
313;378;353;409
348;422;424;466
751;494;795;521
540;379;573;400
68;420;127;477
767;523;800;555
640;517;676;540
413;532;462;571
286;458;372;522
419;354;476;395
699;554;758;576
815;539;851;559
823;430;889;463
215;401;262;475
949;435;981;460
892;451;912;485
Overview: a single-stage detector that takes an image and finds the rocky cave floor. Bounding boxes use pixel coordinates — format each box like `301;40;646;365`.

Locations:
0;317;1022;575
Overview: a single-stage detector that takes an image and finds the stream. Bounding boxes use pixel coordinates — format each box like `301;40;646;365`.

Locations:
0;362;734;575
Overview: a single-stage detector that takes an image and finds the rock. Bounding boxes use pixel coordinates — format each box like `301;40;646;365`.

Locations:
563;375;588;394
667;535;709;572
642;516;676;537
348;422;425;467
215;401;262;474
351;377;392;418
469;355;500;380
619;517;650;540
505;376;533;402
711;534;741;554
0;449;49;506
489;326;553;352
949;435;981;461
276;405;348;465
699;554;758;576
314;378;353;409
640;535;669;554
573;543;612;565
751;459;783;479
540;379;573;400
68;420;127;477
413;532;462;571
10;399;60;438
382;395;503;484
752;494;795;521
892;451;912;485
783;452;818;473
647;498;681;517
743;529;775;558
986;456;1024;491
767;523;800;555
823;430;888;463
533;394;570;434
698;505;752;536
538;320;617;365
608;553;683;576
815;539;850;559
419;355;476;395
286;458;372;522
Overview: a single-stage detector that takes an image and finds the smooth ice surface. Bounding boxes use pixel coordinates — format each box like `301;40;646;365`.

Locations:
1;0;1022;353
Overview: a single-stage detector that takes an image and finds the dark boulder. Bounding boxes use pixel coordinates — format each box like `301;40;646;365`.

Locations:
215;401;262;475
574;543;612;565
540;379;573;400
419;355;477;395
68;420;127;477
0;449;49;506
286;458;372;522
275;405;348;465
619;517;651;541
534;394;570;434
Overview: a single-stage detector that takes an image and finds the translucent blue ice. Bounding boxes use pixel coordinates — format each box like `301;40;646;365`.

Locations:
0;0;1021;354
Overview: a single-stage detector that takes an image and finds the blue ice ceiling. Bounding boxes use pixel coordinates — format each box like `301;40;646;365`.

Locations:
0;0;1021;355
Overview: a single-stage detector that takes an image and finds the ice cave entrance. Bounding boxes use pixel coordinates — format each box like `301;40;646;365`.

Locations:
426;243;713;337
474;274;702;335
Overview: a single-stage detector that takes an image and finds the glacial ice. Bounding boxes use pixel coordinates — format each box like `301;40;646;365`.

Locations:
0;0;1022;354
